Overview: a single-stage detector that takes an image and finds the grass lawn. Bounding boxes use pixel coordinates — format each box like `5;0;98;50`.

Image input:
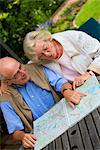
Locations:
74;0;100;26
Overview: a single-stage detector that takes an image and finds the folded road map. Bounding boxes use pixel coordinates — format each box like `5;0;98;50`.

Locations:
34;75;100;150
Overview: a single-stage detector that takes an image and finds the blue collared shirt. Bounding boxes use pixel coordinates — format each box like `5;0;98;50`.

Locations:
0;67;67;134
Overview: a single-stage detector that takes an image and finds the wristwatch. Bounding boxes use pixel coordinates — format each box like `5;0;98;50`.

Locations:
62;88;72;94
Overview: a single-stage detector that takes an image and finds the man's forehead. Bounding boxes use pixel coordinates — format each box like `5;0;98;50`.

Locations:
3;61;19;70
0;58;20;78
0;57;18;66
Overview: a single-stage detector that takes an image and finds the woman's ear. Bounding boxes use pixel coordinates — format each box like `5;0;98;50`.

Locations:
48;37;52;41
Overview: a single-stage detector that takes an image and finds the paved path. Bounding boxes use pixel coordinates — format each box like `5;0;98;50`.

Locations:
52;0;78;22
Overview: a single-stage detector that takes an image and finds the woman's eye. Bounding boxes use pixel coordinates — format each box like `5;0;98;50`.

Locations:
43;47;47;51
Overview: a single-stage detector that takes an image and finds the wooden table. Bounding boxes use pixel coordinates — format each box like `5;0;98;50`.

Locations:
42;106;100;150
1;106;100;150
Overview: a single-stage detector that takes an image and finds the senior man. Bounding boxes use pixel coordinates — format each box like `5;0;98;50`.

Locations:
0;57;86;148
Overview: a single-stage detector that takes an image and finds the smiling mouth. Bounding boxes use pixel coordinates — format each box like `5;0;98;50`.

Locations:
21;74;27;80
22;77;26;80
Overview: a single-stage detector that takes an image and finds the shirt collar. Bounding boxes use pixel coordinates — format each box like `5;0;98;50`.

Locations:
12;84;25;89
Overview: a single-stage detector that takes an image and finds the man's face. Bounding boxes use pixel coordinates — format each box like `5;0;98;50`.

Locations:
9;64;30;85
34;39;63;61
2;59;30;85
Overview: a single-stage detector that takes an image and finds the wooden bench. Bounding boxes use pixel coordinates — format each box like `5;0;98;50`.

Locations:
42;107;100;150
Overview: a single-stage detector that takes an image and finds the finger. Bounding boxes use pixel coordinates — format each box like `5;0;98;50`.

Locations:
0;90;2;96
77;81;83;86
25;140;35;148
71;97;80;105
74;90;88;96
68;101;75;108
78;82;84;86
0;93;2;96
77;80;84;87
2;88;11;92
72;95;80;101
31;134;37;141
81;80;84;84
25;136;36;144
76;81;80;87
73;81;76;90
78;91;88;96
24;137;36;147
4;89;11;93
3;90;11;95
23;142;35;148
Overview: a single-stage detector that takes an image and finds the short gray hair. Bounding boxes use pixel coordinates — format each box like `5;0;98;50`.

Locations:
23;30;52;63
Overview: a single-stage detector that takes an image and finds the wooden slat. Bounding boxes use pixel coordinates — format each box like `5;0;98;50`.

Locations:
55;136;63;150
85;114;100;149
92;109;100;137
79;119;93;150
61;131;70;150
97;106;100;113
68;124;84;150
48;141;56;150
42;145;49;150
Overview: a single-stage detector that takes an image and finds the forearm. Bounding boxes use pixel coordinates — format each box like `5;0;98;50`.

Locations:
12;130;25;141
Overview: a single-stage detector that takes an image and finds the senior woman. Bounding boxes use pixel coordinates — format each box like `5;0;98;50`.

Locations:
24;30;99;88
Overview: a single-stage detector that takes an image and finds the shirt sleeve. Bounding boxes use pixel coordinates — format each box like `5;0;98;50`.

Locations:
0;101;24;134
43;66;68;92
73;31;100;74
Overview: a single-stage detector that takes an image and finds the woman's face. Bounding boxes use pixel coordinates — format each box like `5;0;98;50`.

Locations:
34;39;63;61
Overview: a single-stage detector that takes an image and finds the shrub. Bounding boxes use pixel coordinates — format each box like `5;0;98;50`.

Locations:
0;0;65;60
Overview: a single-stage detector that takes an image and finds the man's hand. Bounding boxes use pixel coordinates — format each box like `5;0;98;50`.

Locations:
12;130;37;148
22;133;37;148
63;89;87;108
0;81;11;96
73;72;92;89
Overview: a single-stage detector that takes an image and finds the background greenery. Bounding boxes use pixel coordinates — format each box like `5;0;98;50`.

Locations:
0;0;99;61
75;0;100;26
0;0;65;60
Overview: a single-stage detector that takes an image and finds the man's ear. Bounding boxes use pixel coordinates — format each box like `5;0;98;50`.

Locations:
4;80;13;85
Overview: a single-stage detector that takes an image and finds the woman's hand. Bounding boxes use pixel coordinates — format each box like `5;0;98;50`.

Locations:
73;72;93;89
0;81;11;95
63;89;87;108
